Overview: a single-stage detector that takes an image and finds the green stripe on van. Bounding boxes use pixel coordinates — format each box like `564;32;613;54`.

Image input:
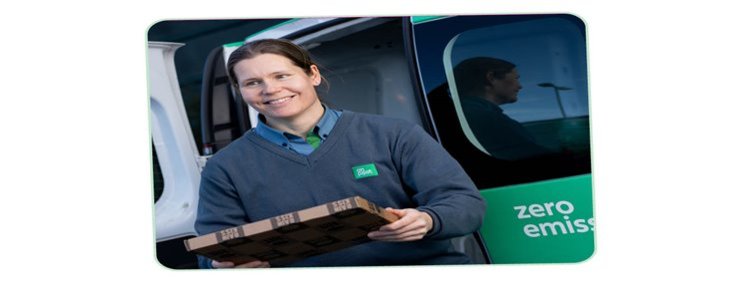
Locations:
245;19;300;40
223;41;244;48
479;174;595;263
411;16;446;24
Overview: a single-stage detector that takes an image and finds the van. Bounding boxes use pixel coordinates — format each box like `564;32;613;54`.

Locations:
147;15;593;269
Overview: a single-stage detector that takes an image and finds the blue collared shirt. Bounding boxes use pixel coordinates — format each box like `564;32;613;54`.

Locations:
253;107;342;156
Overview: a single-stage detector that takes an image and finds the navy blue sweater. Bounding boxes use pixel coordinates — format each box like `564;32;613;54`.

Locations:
195;111;486;267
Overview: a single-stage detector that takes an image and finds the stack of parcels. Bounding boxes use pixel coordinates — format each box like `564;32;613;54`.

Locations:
184;196;398;266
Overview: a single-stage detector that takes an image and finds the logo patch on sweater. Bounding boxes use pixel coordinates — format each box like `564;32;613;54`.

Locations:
352;163;378;179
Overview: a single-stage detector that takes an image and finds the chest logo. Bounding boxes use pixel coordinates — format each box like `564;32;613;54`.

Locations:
352;163;379;179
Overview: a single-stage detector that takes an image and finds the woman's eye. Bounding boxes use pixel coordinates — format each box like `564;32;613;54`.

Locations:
243;81;260;87
276;74;290;80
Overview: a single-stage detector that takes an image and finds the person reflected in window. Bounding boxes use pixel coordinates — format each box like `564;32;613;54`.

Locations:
453;57;553;160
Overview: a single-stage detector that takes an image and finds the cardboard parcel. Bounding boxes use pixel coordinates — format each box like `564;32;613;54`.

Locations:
184;196;399;266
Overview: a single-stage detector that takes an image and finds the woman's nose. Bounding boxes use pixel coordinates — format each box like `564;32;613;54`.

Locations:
263;80;281;94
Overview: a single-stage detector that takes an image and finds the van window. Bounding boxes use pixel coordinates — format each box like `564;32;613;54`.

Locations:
444;17;589;160
416;15;591;188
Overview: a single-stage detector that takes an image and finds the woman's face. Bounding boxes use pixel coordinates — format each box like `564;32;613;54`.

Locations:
233;53;322;123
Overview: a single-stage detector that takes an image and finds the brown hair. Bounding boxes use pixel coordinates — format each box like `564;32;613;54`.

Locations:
453;57;516;96
226;39;319;87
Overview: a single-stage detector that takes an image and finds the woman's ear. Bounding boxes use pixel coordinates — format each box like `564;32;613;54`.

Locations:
310;65;321;86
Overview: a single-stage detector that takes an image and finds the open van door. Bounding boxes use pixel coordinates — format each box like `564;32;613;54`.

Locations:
148;42;203;268
408;15;595;263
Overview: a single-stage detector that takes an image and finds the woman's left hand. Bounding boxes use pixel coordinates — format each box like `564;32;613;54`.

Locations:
367;208;433;242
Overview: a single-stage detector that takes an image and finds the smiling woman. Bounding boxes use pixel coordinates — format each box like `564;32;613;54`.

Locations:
193;38;486;268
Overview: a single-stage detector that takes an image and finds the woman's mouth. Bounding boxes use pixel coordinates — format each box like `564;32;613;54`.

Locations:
264;95;297;105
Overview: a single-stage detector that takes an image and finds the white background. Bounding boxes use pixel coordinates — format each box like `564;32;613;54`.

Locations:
1;0;740;282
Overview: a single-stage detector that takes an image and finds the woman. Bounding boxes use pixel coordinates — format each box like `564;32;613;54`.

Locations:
195;39;486;268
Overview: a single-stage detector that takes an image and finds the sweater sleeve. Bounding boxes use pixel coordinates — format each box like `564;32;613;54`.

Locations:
194;160;249;268
394;123;486;240
196;161;249;233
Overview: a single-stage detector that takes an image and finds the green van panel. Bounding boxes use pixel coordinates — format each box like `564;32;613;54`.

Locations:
411;16;446;24
223;41;244;48
479;174;595;263
245;19;299;40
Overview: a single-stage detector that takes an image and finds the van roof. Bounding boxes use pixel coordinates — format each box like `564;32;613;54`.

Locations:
223;18;337;48
222;16;448;48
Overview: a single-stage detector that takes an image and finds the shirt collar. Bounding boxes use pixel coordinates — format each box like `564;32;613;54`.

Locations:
314;106;341;139
253;105;342;146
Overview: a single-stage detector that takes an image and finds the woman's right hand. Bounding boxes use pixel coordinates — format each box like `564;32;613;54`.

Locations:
211;260;270;268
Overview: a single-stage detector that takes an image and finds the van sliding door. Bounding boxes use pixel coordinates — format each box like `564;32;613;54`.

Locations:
409;15;594;264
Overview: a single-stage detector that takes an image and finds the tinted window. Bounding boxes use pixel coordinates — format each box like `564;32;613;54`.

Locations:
415;15;590;189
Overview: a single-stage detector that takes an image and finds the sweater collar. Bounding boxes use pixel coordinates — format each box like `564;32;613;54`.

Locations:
254;105;342;147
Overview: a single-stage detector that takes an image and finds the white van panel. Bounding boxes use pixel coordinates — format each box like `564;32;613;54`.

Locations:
148;42;201;241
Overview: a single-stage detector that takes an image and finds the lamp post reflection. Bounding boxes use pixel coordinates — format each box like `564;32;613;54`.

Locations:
537;82;571;118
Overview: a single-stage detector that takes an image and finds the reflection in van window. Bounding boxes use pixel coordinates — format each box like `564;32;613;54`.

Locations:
444;17;589;161
452;57;556;160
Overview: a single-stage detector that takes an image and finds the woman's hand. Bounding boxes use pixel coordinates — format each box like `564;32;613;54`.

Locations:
367;208;434;242
211;260;270;268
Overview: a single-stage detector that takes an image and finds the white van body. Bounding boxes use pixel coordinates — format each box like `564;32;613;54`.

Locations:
148;42;203;241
